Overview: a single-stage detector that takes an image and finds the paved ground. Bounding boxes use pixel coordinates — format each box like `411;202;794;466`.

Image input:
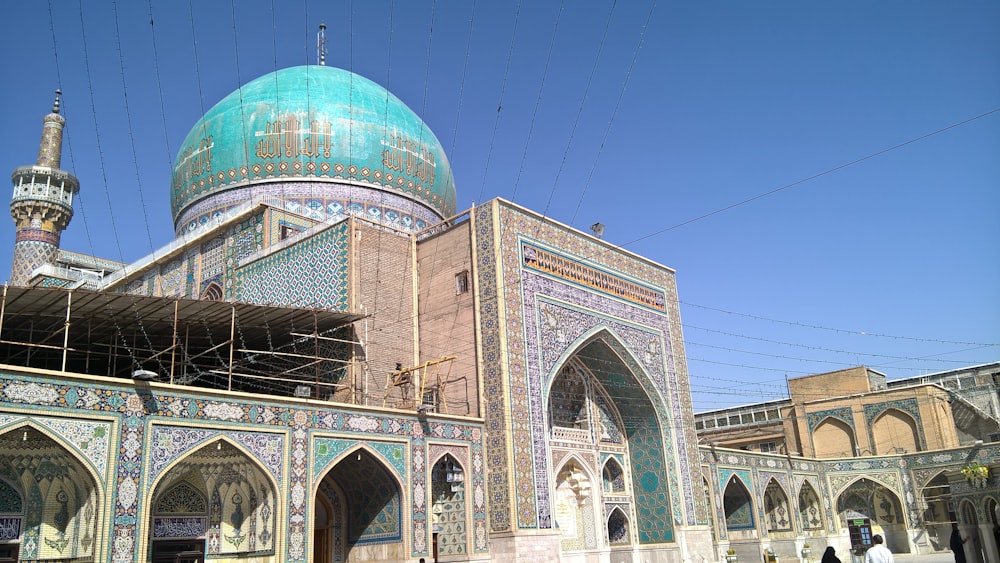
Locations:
831;552;956;563
892;553;956;563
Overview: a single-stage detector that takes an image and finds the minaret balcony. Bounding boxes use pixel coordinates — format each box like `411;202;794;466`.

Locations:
11;165;79;208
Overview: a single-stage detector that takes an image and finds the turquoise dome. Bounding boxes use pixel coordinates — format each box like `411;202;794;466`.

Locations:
171;65;455;229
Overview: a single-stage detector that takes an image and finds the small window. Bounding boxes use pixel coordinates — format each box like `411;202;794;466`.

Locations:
695;420;704;430
759;442;777;453
280;224;300;240
704;419;716;429
455;270;470;294
728;415;740;426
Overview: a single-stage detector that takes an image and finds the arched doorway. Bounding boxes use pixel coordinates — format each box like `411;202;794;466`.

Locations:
920;472;952;550
0;425;100;561
723;477;755;539
836;478;907;553
313;449;403;562
430;455;468;558
148;439;276;563
546;332;673;558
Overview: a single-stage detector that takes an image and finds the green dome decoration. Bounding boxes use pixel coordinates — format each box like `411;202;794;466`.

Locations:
171;65;455;227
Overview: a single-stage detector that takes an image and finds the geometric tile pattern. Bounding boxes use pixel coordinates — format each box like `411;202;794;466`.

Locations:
807;407;854;432
0;371;486;562
234;221;349;310
176;182;441;237
474;203;512;533
477;201;699;542
0;416;113;480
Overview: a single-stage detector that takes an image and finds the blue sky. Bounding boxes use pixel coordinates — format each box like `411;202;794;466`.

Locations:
1;1;997;411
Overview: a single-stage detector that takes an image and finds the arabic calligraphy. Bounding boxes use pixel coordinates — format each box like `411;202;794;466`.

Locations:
254;114;333;159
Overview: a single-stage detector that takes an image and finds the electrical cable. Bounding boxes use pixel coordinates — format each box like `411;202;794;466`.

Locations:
624;107;1000;246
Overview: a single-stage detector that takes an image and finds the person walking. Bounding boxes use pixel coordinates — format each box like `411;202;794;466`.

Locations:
864;534;894;563
950;524;968;563
820;546;841;563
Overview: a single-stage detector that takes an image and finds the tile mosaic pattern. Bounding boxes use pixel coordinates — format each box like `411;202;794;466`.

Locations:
807;407;854;432
474;203;512;533
476;201;699;541
176;182;441;237
234;221;350;310
0;416;112;480
0;372;486;562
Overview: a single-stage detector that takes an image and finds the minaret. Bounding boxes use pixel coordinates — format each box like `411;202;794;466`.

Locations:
9;90;80;286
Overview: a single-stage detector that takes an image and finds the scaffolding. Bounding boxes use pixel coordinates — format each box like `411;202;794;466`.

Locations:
383;356;457;413
0;286;371;402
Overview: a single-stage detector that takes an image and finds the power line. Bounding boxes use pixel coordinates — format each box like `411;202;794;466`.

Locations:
624;107;1000;245
681;300;999;347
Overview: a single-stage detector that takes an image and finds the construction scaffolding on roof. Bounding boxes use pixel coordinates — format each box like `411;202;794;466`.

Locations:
0;286;369;402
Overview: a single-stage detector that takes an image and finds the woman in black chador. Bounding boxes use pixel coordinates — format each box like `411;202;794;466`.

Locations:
821;546;841;563
950;524;968;563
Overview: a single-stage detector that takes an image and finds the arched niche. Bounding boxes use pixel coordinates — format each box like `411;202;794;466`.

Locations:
430;454;468;557
148;439;276;561
812;417;856;457
602;458;626;494
607;507;631;546
546;331;674;545
835;478;906;553
314;447;404;562
763;479;792;533
549;363;591;440
871;409;920;455
797;481;824;531
723;477;755;534
553;457;598;552
0;425;100;561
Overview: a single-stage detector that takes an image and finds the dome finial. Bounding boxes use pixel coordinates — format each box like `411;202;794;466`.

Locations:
52;89;62;114
317;22;327;66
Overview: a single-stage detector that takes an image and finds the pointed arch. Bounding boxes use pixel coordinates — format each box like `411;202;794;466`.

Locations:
554;456;598;551
430;454;468;557
201;282;223;301
723;476;755;531
0;424;101;561
548;361;592;438
812;417;857;458
313;445;404;559
146;438;277;559
797;480;824;530
607;507;631;546
835;477;906;552
959;499;978;527
763;478;792;532
602;457;626;493
870;409;920;454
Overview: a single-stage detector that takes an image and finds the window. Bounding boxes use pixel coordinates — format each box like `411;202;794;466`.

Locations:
759;442;777;453
455;270;470;294
695;421;704;430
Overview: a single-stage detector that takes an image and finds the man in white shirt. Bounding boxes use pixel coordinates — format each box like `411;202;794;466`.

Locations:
865;534;894;563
